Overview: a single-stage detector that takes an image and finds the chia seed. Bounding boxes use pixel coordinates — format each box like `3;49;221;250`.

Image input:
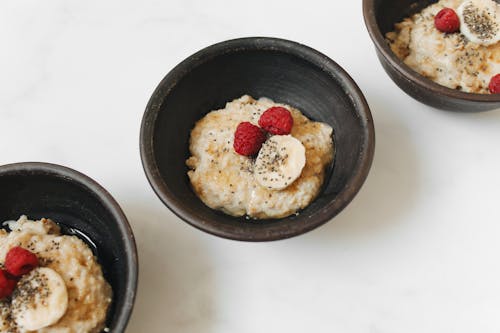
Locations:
462;2;499;41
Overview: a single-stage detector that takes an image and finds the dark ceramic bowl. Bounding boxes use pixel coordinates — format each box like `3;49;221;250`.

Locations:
0;162;137;333
363;0;500;112
140;37;375;241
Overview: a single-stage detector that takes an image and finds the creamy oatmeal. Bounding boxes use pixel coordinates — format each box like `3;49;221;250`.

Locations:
386;0;500;93
0;216;112;333
186;95;334;219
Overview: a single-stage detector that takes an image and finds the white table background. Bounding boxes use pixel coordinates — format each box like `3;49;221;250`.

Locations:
2;0;500;332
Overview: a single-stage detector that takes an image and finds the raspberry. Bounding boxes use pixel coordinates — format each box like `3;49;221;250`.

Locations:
5;246;39;277
0;270;17;299
258;107;293;135
434;8;460;33
233;122;266;156
489;74;500;94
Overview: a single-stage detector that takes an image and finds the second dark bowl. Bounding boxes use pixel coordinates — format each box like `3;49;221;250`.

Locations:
363;0;500;112
0;162;137;332
140;37;375;241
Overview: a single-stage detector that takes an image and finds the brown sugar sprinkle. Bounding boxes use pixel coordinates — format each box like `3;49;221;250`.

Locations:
462;2;499;41
38;257;54;266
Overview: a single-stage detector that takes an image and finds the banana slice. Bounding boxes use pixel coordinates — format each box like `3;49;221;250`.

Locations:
457;0;500;45
12;267;68;331
255;135;306;190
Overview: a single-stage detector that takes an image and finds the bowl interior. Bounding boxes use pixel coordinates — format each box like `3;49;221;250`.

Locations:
374;0;438;35
0;165;135;331
144;39;373;240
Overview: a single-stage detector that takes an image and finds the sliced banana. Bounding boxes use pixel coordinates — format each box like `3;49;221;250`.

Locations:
12;267;68;331
457;0;500;45
255;135;306;190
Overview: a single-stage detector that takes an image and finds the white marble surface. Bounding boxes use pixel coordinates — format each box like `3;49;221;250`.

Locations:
2;0;500;332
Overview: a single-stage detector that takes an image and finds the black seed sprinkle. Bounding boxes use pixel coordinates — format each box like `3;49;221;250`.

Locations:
462;2;499;41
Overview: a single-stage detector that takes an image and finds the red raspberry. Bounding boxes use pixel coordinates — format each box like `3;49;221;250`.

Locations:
5;246;39;277
434;8;460;33
489;74;500;94
0;270;17;299
258;107;293;135
233;122;266;156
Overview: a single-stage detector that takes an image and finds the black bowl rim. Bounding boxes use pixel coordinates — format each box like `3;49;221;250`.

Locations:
140;36;375;242
362;0;500;104
0;162;138;333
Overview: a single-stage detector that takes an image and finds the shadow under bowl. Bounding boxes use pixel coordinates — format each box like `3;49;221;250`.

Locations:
0;162;137;333
140;37;375;241
363;0;500;112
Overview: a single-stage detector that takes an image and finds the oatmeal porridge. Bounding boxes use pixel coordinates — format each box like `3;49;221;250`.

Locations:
186;95;334;219
0;216;112;333
386;0;500;93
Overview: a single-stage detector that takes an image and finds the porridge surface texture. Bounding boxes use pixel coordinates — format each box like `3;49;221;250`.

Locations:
186;95;334;219
386;0;500;93
0;216;112;333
